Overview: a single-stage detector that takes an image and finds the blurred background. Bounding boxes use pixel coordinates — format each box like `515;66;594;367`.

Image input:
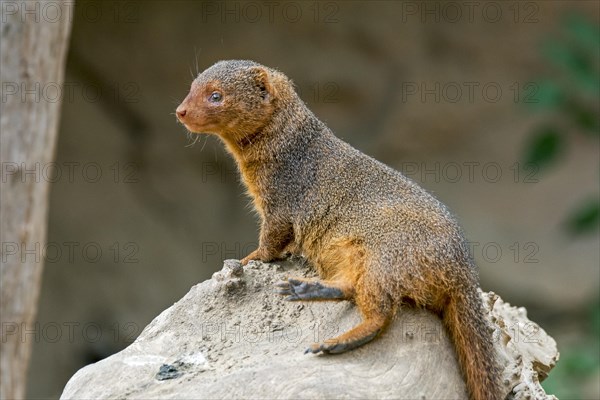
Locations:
20;0;598;398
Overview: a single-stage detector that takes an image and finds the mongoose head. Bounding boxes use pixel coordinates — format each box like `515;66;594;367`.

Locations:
176;60;284;146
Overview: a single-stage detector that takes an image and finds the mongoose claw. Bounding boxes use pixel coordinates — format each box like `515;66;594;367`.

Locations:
304;344;322;354
305;342;328;354
273;279;302;301
304;341;346;355
274;279;344;301
274;280;290;288
274;280;293;296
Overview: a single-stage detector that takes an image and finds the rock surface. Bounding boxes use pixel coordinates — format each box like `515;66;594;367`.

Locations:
61;260;559;399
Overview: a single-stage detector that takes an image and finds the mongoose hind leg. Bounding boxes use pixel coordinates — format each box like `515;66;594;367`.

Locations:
275;278;354;301
305;314;389;355
306;277;394;355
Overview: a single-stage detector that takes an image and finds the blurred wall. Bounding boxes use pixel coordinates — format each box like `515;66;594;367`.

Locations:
19;1;598;398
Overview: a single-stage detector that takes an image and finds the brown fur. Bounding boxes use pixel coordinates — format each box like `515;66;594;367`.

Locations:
176;60;502;400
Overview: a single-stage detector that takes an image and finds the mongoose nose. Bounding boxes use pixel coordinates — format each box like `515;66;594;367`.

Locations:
176;108;187;119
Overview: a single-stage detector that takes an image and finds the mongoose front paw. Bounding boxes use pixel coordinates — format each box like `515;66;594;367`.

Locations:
239;257;252;266
275;279;345;301
241;248;279;266
240;249;262;266
274;279;308;300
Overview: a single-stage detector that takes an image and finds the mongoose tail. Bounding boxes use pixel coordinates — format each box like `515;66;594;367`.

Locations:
443;289;502;400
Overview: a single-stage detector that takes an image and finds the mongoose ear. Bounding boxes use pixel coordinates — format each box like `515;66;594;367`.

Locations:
250;66;275;102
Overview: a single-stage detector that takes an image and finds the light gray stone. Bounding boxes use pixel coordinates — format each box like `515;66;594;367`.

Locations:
61;260;558;399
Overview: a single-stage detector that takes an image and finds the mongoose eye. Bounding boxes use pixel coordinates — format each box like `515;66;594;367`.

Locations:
208;92;222;103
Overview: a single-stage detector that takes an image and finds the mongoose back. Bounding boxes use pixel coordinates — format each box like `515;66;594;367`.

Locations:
176;60;502;400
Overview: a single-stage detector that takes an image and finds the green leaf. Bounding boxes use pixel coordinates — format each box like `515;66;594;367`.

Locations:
564;198;600;235
560;346;599;375
527;80;564;110
542;14;600;94
565;13;600;53
564;100;600;135
523;128;564;170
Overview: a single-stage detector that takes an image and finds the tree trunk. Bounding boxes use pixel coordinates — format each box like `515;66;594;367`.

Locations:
1;1;73;398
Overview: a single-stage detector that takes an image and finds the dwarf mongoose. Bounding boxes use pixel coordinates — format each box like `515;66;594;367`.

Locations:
176;60;501;400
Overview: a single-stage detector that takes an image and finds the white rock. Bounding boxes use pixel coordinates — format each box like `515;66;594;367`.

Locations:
61;260;558;399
